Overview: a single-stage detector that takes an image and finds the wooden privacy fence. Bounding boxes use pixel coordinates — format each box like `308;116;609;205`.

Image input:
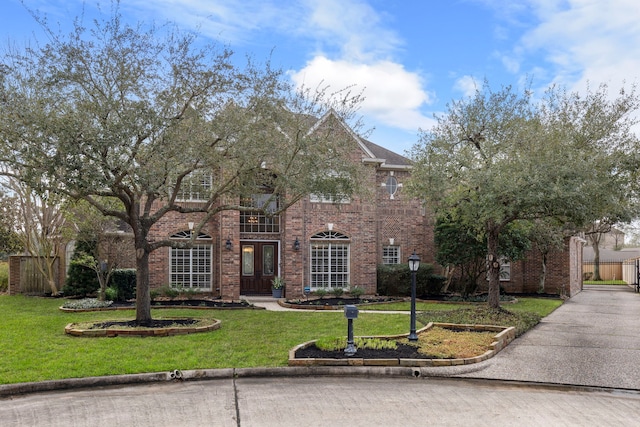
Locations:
583;259;638;284
9;256;61;295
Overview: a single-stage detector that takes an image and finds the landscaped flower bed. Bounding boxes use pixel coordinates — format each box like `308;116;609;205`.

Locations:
289;322;516;367
65;317;222;337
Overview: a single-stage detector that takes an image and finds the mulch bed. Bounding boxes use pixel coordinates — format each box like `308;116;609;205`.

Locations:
91;318;199;329
285;297;400;307
110;299;254;309
295;343;438;359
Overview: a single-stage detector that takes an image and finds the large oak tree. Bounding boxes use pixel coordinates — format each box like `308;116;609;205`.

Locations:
408;82;640;308
0;6;365;323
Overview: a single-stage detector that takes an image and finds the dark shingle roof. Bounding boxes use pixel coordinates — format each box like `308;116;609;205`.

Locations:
360;139;412;166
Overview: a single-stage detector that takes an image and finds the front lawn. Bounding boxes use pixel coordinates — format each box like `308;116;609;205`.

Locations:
0;295;562;385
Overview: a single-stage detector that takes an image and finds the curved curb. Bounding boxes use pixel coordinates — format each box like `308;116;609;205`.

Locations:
288;323;516;367
64;318;222;337
0;365;485;398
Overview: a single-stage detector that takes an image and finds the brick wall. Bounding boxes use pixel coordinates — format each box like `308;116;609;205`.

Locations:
499;236;584;297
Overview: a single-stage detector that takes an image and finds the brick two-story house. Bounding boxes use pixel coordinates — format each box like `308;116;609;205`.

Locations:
145;111;434;300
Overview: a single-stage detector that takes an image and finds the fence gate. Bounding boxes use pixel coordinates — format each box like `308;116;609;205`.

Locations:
19;257;59;295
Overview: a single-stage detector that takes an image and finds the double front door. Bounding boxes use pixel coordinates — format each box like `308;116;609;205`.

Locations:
240;242;278;294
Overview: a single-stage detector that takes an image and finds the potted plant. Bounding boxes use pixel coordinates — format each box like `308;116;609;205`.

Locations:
271;276;285;298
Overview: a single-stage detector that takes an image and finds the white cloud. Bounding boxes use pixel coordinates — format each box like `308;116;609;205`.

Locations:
453;75;480;98
302;0;401;61
85;0;434;146
517;0;640;91
290;56;433;132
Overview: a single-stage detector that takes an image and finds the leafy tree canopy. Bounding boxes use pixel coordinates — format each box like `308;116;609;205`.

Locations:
409;80;640;307
0;4;366;323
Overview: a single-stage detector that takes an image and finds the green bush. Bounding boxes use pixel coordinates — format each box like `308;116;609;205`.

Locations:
0;262;8;293
330;287;344;298
110;269;136;301
63;259;99;297
376;263;444;297
314;288;328;298
104;287;118;301
62;240;100;297
349;285;365;299
158;285;180;299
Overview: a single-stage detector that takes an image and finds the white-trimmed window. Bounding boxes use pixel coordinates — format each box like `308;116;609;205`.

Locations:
309;193;351;204
309;171;351;204
170;230;212;290
176;171;212;202
310;231;350;289
382;246;400;264
381;173;403;200
240;193;280;233
499;259;511;281
487;257;512;282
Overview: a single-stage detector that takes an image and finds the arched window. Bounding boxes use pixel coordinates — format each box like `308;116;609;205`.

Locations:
310;231;350;289
169;230;212;290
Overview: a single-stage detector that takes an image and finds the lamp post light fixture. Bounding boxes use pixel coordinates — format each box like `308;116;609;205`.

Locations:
293;237;300;251
408;251;420;342
225;237;233;251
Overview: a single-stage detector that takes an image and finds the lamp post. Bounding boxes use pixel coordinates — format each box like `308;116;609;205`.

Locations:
408;251;420;342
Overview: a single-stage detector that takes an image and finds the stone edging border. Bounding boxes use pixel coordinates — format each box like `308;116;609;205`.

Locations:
64;318;222;337
288;322;516;367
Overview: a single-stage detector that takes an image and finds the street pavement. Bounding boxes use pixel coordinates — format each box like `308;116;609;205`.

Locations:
2;285;640;426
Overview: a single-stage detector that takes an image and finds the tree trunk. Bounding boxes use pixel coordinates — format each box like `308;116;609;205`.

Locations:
593;243;602;281
538;252;547;293
135;245;152;325
487;226;501;309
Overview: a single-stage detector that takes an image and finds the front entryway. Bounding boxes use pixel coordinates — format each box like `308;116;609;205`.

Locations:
240;242;278;294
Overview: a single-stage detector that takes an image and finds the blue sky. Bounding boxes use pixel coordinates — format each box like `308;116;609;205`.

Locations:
2;0;640;156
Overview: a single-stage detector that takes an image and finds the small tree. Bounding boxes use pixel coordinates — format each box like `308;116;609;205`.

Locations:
9;180;66;294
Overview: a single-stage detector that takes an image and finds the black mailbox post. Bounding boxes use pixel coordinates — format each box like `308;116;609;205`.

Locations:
344;305;358;356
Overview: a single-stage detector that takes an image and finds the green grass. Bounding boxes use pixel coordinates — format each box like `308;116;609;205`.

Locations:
0;295;563;385
583;280;627;285
417;297;563;337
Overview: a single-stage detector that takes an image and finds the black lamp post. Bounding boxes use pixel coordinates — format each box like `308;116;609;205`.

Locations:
408;251;420;342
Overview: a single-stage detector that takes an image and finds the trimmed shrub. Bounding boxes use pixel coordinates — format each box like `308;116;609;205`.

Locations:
376;263;444;297
110;269;136;301
62;240;100;297
349;285;365;299
63;259;99;297
104;287;118;301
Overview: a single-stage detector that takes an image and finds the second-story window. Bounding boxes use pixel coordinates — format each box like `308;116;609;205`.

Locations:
240;193;280;233
176;171;212;202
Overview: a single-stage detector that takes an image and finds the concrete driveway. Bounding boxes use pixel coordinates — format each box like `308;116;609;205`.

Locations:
448;284;640;389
